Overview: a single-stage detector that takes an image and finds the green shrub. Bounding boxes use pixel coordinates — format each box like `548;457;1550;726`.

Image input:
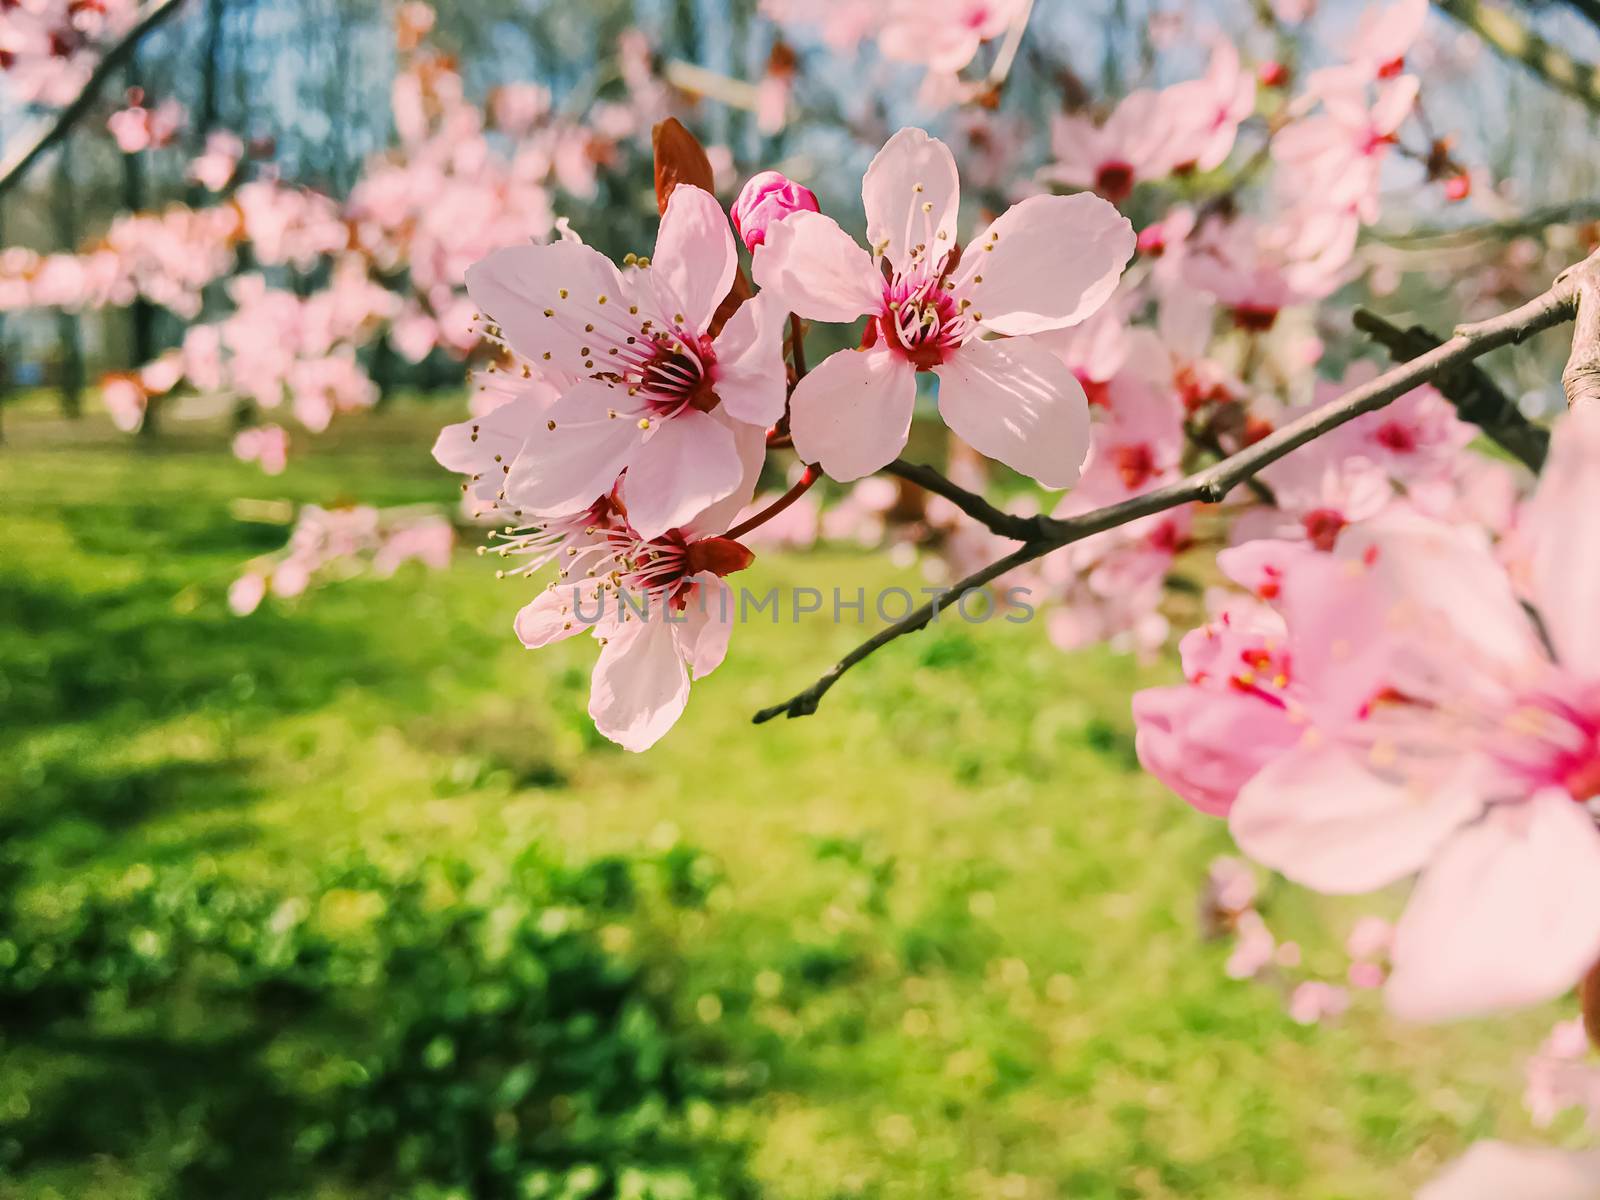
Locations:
0;844;755;1199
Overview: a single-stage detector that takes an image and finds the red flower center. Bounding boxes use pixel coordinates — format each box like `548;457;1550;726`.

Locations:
1302;508;1347;552
1095;161;1136;204
637;337;718;415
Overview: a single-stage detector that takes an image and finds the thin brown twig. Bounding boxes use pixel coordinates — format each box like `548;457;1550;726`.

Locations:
0;0;188;200
788;313;808;381
754;253;1598;725
882;460;1040;541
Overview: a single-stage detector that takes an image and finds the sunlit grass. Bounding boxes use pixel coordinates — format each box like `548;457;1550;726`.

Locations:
0;397;1575;1198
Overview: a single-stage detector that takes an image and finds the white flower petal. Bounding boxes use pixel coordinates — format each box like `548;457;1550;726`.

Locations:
934;336;1091;488
862;127;960;272
622;409;743;539
652;184;737;333
956;193;1135;336
788;347;917;482
751;210;882;323
711;291;788;426
588;616;690;752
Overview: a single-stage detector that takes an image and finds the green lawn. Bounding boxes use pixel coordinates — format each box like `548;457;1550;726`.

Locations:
0;398;1575;1198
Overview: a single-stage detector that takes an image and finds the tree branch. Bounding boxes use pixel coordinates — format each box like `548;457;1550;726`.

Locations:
1374;201;1600;248
1432;0;1600;115
1353;307;1550;470
882;460;1041;541
1562;255;1600;408
754;254;1596;725
0;0;187;201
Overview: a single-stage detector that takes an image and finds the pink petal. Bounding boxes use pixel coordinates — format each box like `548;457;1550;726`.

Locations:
674;573;735;678
1528;403;1600;675
954;194;1135;336
464;241;629;375
861;127;960;273
1341;510;1543;679
588;615;691;752
682;418;769;537
501;381;641;515
652;184;737;333
1272;546;1407;730
432;395;544;502
751;210;881;323
788;347;917;482
513;583;599;648
1230;744;1480;894
1133;685;1302;817
622;409;743;539
934;336;1091;488
1420;1142;1600;1200
1387;791;1600;1022
711;291;788;426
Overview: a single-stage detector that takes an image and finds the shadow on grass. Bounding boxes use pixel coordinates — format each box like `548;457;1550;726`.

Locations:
0;754;263;869
0;573;398;738
1;1029;308;1200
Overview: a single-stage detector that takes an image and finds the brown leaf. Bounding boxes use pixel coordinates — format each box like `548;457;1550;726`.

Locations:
652;118;715;214
1582;957;1600;1050
651;118;749;336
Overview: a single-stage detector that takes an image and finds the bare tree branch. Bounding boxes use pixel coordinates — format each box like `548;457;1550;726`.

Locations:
1373;201;1600;248
1353;307;1550;470
882;460;1041;540
755;253;1599;725
0;0;187;201
1433;0;1600;115
1562;256;1600;407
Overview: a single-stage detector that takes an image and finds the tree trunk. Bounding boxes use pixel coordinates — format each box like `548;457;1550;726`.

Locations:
54;141;85;419
122;55;160;438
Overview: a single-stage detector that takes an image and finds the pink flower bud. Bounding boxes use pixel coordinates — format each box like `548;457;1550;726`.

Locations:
730;170;819;251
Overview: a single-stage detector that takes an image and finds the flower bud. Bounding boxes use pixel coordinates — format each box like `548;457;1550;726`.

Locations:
730;170;819;252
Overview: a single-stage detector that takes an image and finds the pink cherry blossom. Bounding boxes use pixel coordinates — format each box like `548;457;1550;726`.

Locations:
878;0;1027;75
466;184;785;539
1223;407;1600;1022
730;170;819;251
1287;980;1349;1025
1347;0;1430;80
1046;90;1179;204
107;93;185;154
1525;1018;1600;1131
755;127;1133;485
1132;597;1304;816
233;424;291;476
1420;1142;1600;1200
510;499;758;753
228;573;268;618
1045;44;1252;203
101;373;147;432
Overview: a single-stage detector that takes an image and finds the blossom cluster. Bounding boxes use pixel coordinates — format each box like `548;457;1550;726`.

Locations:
1135;403;1600;1027
0;0;138;107
437;124;1136;748
3;4;677;470
228;502;455;616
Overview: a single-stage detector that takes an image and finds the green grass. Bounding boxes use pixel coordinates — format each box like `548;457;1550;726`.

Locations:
0;397;1574;1198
